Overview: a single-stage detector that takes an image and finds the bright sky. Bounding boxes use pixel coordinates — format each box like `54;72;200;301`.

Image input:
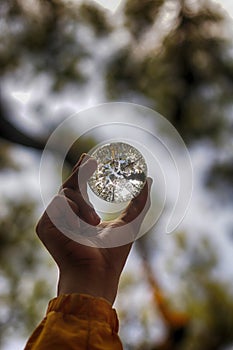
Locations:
213;0;233;18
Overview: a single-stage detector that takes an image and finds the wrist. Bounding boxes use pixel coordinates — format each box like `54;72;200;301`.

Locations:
57;268;119;305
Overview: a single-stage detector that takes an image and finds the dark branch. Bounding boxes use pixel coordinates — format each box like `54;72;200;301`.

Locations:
0;90;90;168
0;90;47;151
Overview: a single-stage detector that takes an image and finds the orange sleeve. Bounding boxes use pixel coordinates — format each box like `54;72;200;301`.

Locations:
24;294;123;350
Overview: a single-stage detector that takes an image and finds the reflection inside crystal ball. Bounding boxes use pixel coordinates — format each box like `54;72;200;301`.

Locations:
88;142;147;203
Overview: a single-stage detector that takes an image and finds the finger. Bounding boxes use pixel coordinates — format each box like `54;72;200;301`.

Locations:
71;153;89;173
59;153;87;193
37;195;80;242
61;197;81;231
61;156;97;191
94;178;152;248
78;157;97;188
120;177;153;227
61;188;100;226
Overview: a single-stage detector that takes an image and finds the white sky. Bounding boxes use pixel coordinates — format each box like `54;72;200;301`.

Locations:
213;0;233;18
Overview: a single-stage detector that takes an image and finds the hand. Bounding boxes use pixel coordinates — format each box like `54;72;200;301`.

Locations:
36;154;152;304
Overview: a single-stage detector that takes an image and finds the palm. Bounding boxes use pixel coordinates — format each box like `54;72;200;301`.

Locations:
39;212;133;274
36;154;151;303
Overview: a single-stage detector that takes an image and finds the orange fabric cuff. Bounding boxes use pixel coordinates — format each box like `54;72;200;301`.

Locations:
47;293;119;333
25;293;122;350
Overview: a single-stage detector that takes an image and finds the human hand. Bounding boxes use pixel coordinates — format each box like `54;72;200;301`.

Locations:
36;154;152;304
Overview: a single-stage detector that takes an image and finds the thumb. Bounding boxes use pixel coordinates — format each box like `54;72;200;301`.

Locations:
120;177;152;229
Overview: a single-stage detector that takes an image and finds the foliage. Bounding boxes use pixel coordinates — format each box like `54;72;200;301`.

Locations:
205;159;233;203
0;141;19;171
125;0;165;38
0;0;112;91
177;234;233;350
0;141;52;346
106;0;233;143
117;234;233;349
0;197;52;346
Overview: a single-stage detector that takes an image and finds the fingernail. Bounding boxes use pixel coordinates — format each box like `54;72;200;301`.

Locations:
72;154;90;173
147;177;153;189
80;153;89;163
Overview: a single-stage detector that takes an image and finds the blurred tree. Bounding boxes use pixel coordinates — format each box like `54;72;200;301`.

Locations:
124;0;165;39
0;147;52;346
105;3;233;347
137;238;189;350
0;141;19;170
0;0;233;349
117;234;233;350
205;159;233;203
0;0;107;162
106;0;233;143
173;233;233;350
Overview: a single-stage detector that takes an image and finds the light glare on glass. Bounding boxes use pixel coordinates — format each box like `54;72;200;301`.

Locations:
88;142;147;203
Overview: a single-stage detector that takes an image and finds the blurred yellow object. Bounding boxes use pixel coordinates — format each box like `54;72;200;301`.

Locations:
24;294;123;350
153;289;189;327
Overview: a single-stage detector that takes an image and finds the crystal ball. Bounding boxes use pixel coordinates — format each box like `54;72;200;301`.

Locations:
88;142;147;203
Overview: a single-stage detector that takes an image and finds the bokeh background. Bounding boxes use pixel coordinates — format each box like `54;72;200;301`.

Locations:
0;0;233;349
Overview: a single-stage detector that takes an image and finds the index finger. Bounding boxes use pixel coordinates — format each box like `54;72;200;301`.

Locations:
60;154;97;192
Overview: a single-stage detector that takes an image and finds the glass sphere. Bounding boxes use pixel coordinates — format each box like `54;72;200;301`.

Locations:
88;142;147;203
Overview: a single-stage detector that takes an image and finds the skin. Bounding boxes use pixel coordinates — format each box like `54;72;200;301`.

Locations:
36;153;152;305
